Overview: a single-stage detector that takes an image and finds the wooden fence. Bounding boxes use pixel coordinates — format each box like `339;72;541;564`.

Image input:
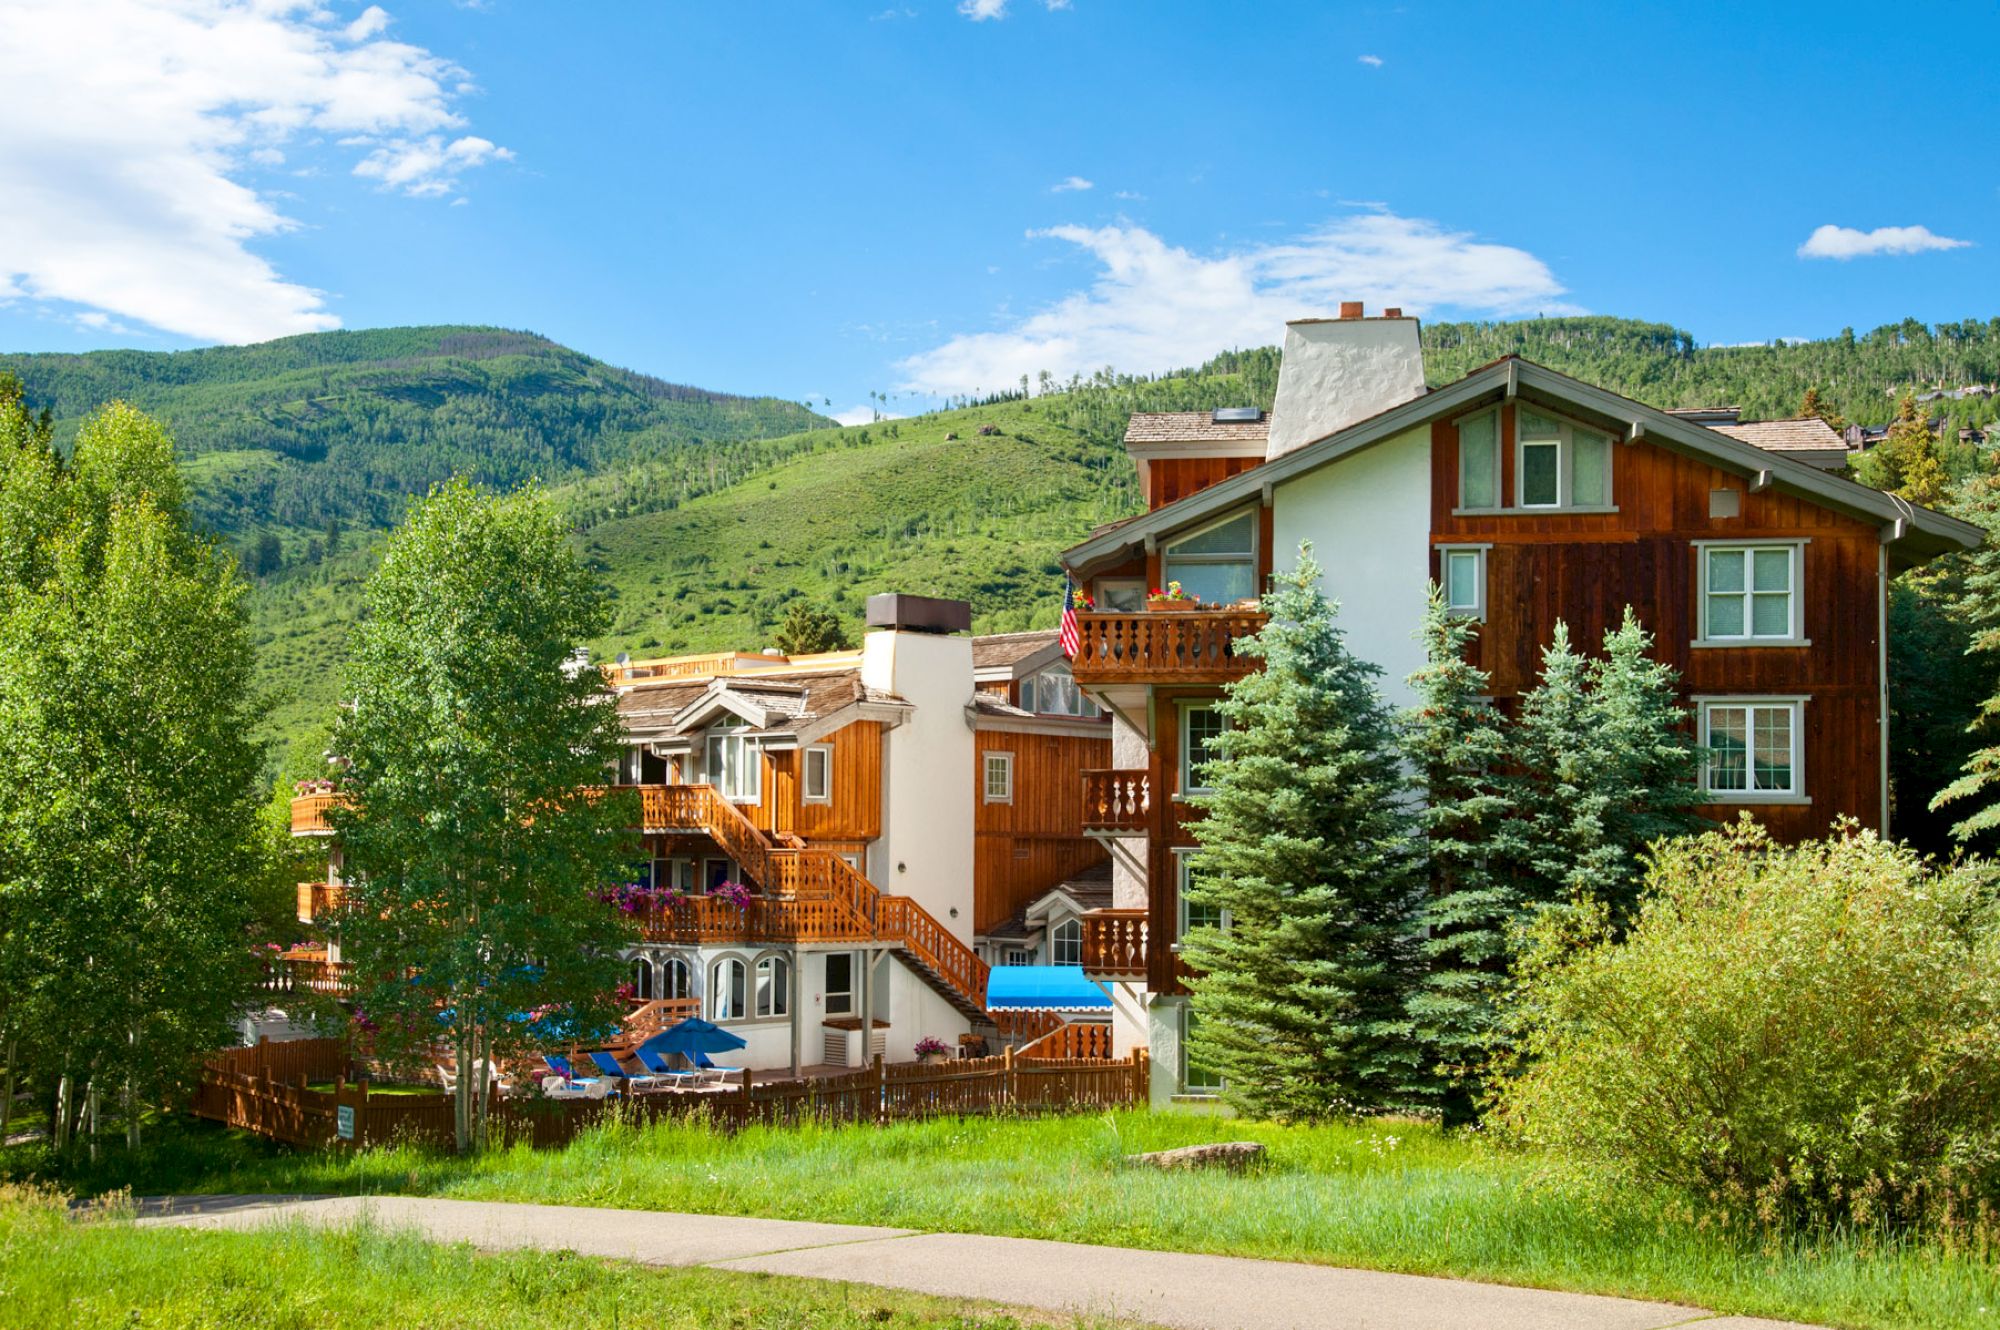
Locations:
193;1038;1149;1152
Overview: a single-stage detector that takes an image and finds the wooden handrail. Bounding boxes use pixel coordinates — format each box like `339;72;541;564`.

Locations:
1018;1021;1115;1060
1080;769;1149;832
289;793;344;836
1080;909;1147;977
638;894;875;945
877;895;989;1010
1068;610;1268;685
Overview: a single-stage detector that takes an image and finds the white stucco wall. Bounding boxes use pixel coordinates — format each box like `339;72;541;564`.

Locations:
861;630;977;944
1270;423;1433;711
1266;318;1426;461
1109;712;1149;911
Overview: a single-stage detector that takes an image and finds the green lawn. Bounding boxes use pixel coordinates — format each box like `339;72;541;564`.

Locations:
11;1109;1999;1329
0;1185;1125;1330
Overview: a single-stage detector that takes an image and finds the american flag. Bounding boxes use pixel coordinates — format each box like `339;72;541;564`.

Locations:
1059;574;1080;658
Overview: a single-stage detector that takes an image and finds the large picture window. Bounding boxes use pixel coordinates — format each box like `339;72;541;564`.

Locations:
705;716;761;803
1161;510;1257;606
1700;544;1801;643
1701;699;1804;801
1516;408;1613;509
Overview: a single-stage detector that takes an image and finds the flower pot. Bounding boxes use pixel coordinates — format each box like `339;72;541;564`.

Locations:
1146;597;1195;612
918;1051;949;1065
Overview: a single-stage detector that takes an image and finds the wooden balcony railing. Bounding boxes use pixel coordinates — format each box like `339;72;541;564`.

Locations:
1068;610;1268;686
295;880;344;925
637;894;875;945
622;784;771;884
290;793;344;836
620;996;703;1041
259;958;354;998
1017;1020;1116;1060
1080;909;1147;978
1081;769;1149;833
878;895;990;1015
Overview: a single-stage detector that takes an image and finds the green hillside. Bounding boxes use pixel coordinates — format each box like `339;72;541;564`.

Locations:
10;313;1998;771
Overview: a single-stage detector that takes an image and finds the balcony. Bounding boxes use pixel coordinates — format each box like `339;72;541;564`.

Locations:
1080;909;1148;979
290;793;343;836
1068;610;1268;687
1081;769;1149;834
296;880;344;925
636;894;876;946
259;956;354;998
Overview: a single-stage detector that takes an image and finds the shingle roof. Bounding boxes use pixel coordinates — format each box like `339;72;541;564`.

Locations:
971;630;1060;670
1711;417;1849;454
617;668;890;736
1124;411;1270;445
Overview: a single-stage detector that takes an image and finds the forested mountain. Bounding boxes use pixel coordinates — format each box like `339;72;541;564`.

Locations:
8;313;1996;769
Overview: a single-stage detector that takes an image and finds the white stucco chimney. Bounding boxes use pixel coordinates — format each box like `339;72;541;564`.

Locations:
1264;305;1426;461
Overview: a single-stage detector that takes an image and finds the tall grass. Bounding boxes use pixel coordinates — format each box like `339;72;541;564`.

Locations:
12;1110;2000;1329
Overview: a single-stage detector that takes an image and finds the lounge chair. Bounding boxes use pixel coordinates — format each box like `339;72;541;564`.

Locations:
633;1047;703;1087
693;1051;744;1084
588;1051;669;1090
541;1053;604;1092
540;1075;610;1100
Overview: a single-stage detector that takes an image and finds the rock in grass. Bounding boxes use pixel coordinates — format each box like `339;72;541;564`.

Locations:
1124;1141;1265;1172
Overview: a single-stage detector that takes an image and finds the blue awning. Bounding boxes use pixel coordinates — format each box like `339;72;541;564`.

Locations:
985;965;1112;1012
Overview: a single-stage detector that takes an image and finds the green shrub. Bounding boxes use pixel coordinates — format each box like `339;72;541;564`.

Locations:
1495;819;2000;1233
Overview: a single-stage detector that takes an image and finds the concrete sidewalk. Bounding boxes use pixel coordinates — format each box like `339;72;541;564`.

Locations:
135;1194;1816;1330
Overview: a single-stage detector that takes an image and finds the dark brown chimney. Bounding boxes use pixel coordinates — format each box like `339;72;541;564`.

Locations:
1383;307;1402;318
1338;300;1364;319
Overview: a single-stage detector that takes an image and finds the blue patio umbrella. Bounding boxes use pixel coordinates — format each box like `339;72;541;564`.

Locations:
637;1017;746;1066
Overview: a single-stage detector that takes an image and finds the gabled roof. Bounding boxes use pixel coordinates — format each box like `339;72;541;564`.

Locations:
1124;411;1270;445
1712;416;1849;455
1062;357;1983;574
971;630;1063;674
618;668;902;743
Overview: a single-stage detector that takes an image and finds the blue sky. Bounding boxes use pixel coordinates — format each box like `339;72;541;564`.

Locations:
3;1;1994;422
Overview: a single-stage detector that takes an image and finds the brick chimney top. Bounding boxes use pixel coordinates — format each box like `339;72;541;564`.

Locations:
1338;300;1364;319
1383;307;1402;318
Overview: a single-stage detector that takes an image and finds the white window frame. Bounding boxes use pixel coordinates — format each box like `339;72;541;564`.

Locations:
1514;406;1617;512
802;745;833;804
1002;947;1034;967
1050;917;1082;967
753;951;790;1019
1160;507;1259;607
705;717;762;804
1437;543;1490;621
1174;850;1231;946
1180;1003;1225;1094
709;956;748;1021
1697;696;1808;804
1179;702;1227;796
1454;406;1502;512
823;951;855;1015
983;750;1014;804
661;954;695;1001
1694;541;1808;647
631;955;655;1000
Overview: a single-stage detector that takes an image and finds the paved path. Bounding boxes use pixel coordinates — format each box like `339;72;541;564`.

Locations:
135;1194;1816;1330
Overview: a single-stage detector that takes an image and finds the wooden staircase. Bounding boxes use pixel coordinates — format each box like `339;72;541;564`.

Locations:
623;784;992;1024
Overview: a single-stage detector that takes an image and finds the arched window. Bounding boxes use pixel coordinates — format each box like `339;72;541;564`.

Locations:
1051;918;1082;967
754;953;790;1018
631;955;655;1000
710;956;747;1020
662;955;695;1001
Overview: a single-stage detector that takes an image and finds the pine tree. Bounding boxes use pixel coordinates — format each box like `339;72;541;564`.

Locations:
1180;546;1421;1119
1514;611;1701;923
1799;386;1846;431
1399;588;1525;1119
774;599;851;655
1857;393;1950;506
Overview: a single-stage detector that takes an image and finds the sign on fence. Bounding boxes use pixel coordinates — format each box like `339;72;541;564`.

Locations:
336;1104;355;1141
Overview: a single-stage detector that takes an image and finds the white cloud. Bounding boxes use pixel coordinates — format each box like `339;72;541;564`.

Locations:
1114;189;1144;201
897;212;1576;396
1358;54;1384;67
958;0;1007;18
1052;175;1093;193
0;0;509;345
1798;223;1971;260
1045;0;1073;8
830;405;908;427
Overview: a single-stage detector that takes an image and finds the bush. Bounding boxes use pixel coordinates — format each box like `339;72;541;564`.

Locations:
1495;819;2000;1233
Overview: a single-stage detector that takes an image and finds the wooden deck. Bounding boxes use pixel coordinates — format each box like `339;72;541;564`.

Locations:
1067;610;1267;686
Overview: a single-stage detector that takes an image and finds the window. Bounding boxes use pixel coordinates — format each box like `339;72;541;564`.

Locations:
984;751;1014;803
703;858;733;892
1175;854;1231;940
1516;408;1613;509
1439;545;1488;620
1003;948;1034;967
1181;1007;1224;1093
705;716;761;803
802;745;832;804
1700;544;1801;643
1701;699;1804;801
824;952;854;1015
631;956;654;1000
1180;706;1227;794
709;957;747;1020
1458;408;1500;509
754;954;789;1018
1051;918;1082;967
1021;663;1100;718
1161;510;1257;606
1096;579;1146;612
662;955;695;1000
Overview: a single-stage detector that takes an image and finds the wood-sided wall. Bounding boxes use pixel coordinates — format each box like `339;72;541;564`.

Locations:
1147;456;1264;509
1430;405;1885;842
973;726;1112;933
744;719;884;844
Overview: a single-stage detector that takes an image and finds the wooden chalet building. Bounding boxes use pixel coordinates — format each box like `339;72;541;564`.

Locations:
292;595;1111;1076
1058;303;1984;1102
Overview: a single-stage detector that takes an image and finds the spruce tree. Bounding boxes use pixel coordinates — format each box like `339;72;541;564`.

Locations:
1399;588;1524;1119
1180;546;1421;1119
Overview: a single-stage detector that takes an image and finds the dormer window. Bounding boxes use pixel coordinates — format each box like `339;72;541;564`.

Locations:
1021;662;1100;718
704;715;761;804
1161;510;1257;606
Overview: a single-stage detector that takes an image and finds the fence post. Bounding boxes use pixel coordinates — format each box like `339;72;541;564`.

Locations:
1132;1047;1148;1104
1003;1045;1015;1111
873;1052;885;1125
740;1067;755;1123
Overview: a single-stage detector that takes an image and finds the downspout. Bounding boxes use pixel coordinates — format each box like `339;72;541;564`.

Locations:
1878;542;1891;836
